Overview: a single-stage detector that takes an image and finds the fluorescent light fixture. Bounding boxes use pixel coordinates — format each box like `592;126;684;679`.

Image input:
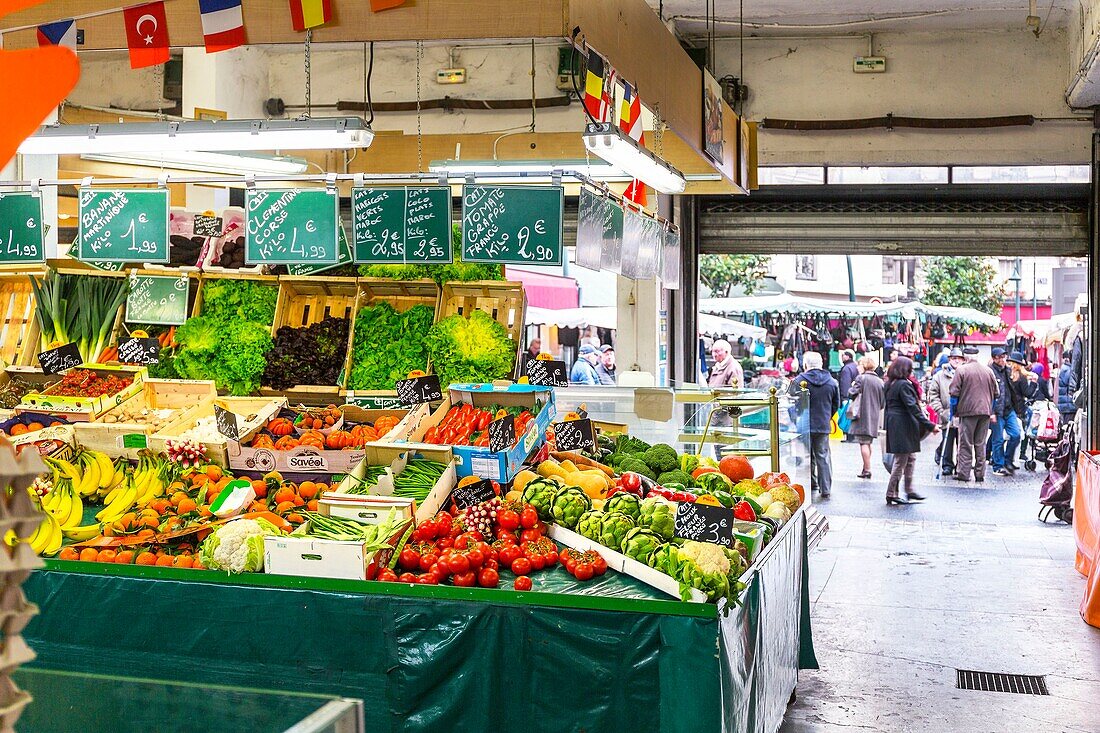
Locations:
429;158;630;183
18;117;373;155
81;151;310;175
582;122;687;194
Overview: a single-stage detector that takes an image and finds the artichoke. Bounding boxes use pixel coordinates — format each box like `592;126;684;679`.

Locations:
605;492;641;522
599;511;636;551
620;527;663;564
521;478;560;522
638;496;676;541
551;487;592;529
647;542;679;575
576;509;606;542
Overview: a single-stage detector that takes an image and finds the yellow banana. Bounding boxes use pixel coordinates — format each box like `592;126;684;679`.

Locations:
44;514;62;556
96;483;137;523
62;523;103;542
28;514;55;555
62;489;84;529
77;455;101;498
51;458;82;484
94;451;115;489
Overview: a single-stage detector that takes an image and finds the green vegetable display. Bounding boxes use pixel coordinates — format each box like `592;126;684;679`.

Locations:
638;496;676;541
551;487;592;529
425;310;516;388
576;510;605;543
263;315;349;389
617;457;655;481
599;511;636;551
647;542;680;574
620;527;662;563
359;225;504;283
29;271;129;363
347;302;435;390
604;493;641;522
642;444;679;475
199;279;278;325
657;469;695;488
695;472;734;495
173;317;273;395
520;477;560;521
667;541;732;602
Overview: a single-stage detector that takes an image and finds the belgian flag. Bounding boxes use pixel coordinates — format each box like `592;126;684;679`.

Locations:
289;0;332;31
583;48;607;121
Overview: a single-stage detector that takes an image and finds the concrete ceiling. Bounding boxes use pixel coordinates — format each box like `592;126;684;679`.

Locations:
651;1;1075;36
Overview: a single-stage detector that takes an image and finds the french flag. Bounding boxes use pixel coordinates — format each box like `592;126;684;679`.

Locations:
198;0;246;53
37;19;77;49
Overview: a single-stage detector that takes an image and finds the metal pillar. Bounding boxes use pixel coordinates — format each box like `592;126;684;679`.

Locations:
668;195;699;388
1086;133;1100;450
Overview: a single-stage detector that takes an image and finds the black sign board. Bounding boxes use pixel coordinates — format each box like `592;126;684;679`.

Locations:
673;502;735;548
524;359;568;387
193;214;223;238
449;478;497;511
395;375;443;407
553;418;596;453
38;342;82;374
117;337;160;365
487;414;516;453
213;404;240;441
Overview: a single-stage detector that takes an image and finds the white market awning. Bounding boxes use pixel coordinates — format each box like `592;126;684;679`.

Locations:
526;306;766;340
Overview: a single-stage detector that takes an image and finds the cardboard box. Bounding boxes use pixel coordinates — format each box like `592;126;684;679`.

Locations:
9;424;75;461
263;519;412;581
548;524;709;603
319;495;416;525
332;442;455;523
409;383;555;482
18;364;146;422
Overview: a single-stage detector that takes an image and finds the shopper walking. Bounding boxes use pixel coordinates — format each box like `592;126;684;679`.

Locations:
883;356;938;505
569;345;600;385
847;356;884;479
707;340;743;389
838;349;859;442
1006;352;1038;461
595;345;617;386
1057;355;1078;425
988;348;1022;475
950;348;998;483
796;351;840;499
927;348;964;476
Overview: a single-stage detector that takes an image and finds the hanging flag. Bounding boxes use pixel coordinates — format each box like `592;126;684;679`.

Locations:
37;19;77;50
289;0;332;31
123;2;170;69
600;66;617;124
370;0;407;9
583;48;606;121
198;0;246;53
623;177;648;208
618;80;648;207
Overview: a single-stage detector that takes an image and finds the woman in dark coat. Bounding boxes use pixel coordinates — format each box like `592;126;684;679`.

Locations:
884;356;939;505
848;356;885;479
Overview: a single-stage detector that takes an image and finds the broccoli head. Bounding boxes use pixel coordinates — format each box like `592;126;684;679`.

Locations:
657;469;694;488
642;444;679;474
613;434;651;455
618;457;656;481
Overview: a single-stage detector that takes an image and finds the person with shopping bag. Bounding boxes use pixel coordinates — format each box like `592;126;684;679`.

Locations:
927;348;965;476
950;347;999;483
796;351;840;499
848;356;884;479
837;349;859;442
883;356;939;505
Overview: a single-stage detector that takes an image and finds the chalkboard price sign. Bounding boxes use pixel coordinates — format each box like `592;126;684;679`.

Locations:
286;225;352;276
117;337;160;365
78;189;170;263
193;214;223;237
38;342;82;375
213;404;240;441
352;187;452;264
126;274;190;326
0;192;45;264
487;414;516;453
449;478;497;511
524;359;568;388
395;375;443;407
245;188;339;265
553;418;596;453
673;502;735;547
461;185;564;265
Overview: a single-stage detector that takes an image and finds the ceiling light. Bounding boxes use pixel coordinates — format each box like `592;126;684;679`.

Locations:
582;122;687;194
18;117;373;155
429;158;630;183
80;151;310;175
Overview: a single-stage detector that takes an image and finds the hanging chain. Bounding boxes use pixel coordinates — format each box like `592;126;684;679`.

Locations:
416;41;424;172
653;102;664;158
155;62;165;120
304;29;313;119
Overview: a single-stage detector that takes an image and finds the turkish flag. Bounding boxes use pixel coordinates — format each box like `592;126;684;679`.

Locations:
123;1;170;69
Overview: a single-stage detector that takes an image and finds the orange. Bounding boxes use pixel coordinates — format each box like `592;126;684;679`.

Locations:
251;479;268;498
97;549;117;563
177;498;198;514
102;525;116;537
141;516;159;529
136;529;155;540
298;481;318;499
274;500;295;515
155;555;174;566
173;555;194;568
79;548;99;562
191;474;209;488
9;424;27;436
26;422;44;432
135;551;157;566
191;558;206;570
306;499;319;512
273;487;296;505
149;498;171;514
170;491;188;507
199;506;213;518
291;495;305;507
58;547;79;561
205;465;223;481
115;551;135;564
286;513;304;525
206;486;222;504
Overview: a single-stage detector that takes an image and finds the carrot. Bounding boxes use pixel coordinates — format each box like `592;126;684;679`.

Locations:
550;451;614;477
238;510;293;533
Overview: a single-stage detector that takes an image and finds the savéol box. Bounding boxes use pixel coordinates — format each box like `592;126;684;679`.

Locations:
408;383;555;482
263;519;413;581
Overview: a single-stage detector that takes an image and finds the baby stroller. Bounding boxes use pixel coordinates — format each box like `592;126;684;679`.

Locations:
1021;400;1060;471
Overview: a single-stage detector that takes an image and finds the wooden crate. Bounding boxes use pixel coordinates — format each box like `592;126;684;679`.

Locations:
342;278;440;392
191;271;281;329
153;395;286;467
19;268;129;367
0;269;45;367
434;280;526;380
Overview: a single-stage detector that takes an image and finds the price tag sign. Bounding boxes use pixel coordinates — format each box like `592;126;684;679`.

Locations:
461;185;564;265
487;414;516;453
78;188;170;263
352;187;453;264
553;418;596;453
524;359;568;387
673;502;735;548
38;342;82;375
192;214;223;238
449;478;497;511
126;274;190;326
245;188;339;265
117;337;160;365
213;404;240;441
395;375;443;407
0;192;45;263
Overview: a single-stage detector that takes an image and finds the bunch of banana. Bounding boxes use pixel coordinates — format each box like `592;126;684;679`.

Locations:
96;469;137;525
132;453;166;506
25;511;62;556
75;449;118;500
39;476;84;532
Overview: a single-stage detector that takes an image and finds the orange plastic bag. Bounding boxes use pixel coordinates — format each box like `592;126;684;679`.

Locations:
1074;450;1100;628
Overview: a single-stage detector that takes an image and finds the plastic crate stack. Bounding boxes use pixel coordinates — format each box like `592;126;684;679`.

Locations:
0;440;48;731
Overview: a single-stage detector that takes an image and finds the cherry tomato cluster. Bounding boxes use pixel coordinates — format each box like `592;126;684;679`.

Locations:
51;370;134;398
560;549;609;581
422;403;535;448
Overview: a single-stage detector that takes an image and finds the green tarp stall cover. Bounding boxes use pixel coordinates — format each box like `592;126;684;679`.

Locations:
22;512;816;733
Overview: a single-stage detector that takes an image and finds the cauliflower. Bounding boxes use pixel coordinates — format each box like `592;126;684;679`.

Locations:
764;502;792;523
733;479;765;496
642;444;679;474
200;518;282;573
755;491;774;510
768;485;802;513
679;540;731;576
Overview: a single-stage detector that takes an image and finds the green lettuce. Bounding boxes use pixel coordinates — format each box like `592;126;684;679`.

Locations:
425;310;516;388
347;302;435;390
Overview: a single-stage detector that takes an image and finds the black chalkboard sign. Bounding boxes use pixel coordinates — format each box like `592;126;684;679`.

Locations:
525;359;568;387
553;418;596;453
395;375;443;407
673;502;735;547
487;414;516;453
38;342;82;374
449;478;497;511
193;214;223;238
117;337;160;365
213;404;240;441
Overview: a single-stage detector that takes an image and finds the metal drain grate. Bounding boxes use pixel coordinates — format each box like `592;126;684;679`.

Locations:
956;670;1049;695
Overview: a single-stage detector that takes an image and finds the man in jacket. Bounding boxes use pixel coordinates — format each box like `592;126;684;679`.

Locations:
1057;356;1078;424
570;345;600;385
988;347;1022;475
950;348;998;483
796;351;840;499
927;348;964;476
837;349;859;442
707;340;743;389
595;345;617;386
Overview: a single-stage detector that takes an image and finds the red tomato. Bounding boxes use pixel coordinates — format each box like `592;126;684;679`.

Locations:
465;549;485;569
562;555;577;573
483;558;499;571
497;509;521;531
542;550;559;567
590;555;608;576
478;567;500;588
527;553;546;571
476;541;493;557
428;565;448;583
419;554;439;572
573;563;595;581
376;569;398;582
520;528;543;545
398;572;418;583
447;554;470;574
417;575;438;585
398;548;421;571
437;536;455;550
519;506;539;529
466;530;484;543
511;557;533;576
513;576;533;591
453;571;477;587
495;528;518;543
498;545;522;566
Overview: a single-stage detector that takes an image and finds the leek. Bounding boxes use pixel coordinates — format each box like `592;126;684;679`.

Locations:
28;271;129;363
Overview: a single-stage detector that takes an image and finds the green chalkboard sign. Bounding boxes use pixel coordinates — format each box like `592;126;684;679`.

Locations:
286;225;352;276
461;185;563;265
126;273;190;326
78;189;170;263
245;188;339;265
0;193;45;263
351;186;452;264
